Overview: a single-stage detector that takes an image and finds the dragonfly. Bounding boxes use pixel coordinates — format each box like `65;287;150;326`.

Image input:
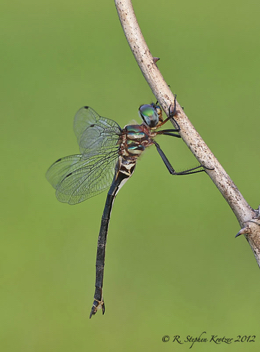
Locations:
46;98;207;318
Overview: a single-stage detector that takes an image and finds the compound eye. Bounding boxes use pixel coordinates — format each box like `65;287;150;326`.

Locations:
138;104;159;128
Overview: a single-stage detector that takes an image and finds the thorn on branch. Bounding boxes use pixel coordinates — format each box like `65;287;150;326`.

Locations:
235;227;251;238
235;219;260;238
255;205;260;218
153;57;160;64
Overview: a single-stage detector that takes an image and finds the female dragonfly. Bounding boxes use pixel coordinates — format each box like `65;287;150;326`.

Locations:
46;98;207;318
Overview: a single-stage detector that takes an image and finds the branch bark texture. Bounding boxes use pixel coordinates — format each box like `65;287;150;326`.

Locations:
115;0;260;266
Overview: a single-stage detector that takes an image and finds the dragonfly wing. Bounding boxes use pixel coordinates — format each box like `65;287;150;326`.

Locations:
46;152;119;205
46;154;82;189
74;106;122;156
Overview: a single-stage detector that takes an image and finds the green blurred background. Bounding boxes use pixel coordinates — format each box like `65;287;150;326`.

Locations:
1;0;260;350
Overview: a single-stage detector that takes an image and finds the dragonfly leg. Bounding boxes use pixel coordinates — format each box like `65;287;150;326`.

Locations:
156;129;181;138
157;95;180;130
168;95;181;131
153;140;209;175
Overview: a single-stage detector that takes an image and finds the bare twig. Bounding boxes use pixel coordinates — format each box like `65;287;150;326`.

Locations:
114;0;260;266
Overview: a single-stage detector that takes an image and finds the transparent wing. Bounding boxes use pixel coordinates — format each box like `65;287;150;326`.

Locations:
46;152;119;205
74;106;122;157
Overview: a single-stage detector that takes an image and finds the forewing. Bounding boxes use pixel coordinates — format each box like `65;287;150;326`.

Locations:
74;106;122;156
46;152;118;204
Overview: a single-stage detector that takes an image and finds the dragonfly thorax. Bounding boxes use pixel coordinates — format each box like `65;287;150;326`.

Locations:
138;103;163;128
120;124;154;158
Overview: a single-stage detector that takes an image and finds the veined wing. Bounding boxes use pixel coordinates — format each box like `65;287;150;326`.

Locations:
74;106;122;157
46;151;119;205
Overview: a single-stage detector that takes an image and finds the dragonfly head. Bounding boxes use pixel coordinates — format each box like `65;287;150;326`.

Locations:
138;103;163;129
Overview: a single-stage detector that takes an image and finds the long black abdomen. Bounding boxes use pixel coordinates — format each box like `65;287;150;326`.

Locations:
89;162;134;318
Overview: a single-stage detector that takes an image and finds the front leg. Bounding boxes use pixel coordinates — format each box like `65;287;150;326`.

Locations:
157;95;180;131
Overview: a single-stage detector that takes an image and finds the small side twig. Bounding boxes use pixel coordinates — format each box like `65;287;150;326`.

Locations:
114;0;260;266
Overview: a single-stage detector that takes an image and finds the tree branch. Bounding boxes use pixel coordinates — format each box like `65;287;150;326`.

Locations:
114;0;260;267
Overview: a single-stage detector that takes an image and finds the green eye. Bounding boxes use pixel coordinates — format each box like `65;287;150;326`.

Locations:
140;105;155;117
139;104;159;127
